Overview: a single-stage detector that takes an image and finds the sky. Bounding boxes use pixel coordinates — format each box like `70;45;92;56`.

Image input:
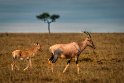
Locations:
0;0;124;33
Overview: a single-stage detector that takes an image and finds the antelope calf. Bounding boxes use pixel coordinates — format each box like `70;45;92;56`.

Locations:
48;31;95;74
11;43;41;71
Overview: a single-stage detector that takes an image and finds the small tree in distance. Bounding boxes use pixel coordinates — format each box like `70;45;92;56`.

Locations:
36;12;60;34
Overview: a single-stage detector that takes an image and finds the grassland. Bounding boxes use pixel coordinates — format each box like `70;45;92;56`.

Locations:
0;33;124;83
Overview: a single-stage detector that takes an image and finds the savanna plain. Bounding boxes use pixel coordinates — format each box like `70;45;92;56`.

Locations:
0;33;124;83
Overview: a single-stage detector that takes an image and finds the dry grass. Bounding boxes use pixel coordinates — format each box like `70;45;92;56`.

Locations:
0;33;124;83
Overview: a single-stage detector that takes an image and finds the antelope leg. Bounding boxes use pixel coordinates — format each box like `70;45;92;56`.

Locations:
29;58;32;68
15;64;19;70
48;55;54;72
23;58;31;71
48;60;54;72
77;64;79;74
75;56;79;74
48;55;54;65
63;64;69;73
11;58;15;71
63;59;71;73
11;60;19;70
51;63;54;72
11;63;14;71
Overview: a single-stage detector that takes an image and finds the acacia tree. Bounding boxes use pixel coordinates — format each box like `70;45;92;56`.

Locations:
36;12;60;34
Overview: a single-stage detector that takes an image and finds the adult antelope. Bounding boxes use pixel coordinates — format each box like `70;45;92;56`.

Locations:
11;43;41;71
48;31;95;74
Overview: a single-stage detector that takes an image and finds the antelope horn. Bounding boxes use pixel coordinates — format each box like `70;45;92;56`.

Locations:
84;31;91;38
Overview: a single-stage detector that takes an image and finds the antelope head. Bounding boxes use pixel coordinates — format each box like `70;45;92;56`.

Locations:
83;31;96;49
34;42;41;50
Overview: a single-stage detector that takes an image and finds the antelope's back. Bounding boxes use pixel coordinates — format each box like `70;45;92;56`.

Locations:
61;42;79;55
49;42;79;55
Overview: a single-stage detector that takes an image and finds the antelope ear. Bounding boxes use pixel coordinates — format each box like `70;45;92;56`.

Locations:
34;42;39;45
34;43;37;45
36;42;39;45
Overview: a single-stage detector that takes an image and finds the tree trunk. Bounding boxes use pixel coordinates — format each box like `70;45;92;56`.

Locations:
48;23;50;34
